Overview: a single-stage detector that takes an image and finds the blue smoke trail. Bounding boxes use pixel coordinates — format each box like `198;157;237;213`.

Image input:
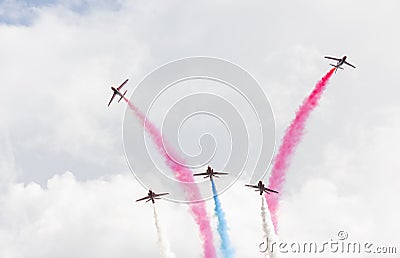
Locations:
211;179;235;258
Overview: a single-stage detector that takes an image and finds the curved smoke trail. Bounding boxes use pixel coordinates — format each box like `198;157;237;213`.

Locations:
261;196;278;258
124;97;217;258
211;180;234;258
267;68;335;233
153;205;175;258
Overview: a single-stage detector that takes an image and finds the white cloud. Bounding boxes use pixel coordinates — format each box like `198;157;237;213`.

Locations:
0;133;17;192
0;172;192;258
0;172;275;257
0;4;151;183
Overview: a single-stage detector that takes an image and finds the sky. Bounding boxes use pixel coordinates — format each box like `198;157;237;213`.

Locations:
1;0;400;257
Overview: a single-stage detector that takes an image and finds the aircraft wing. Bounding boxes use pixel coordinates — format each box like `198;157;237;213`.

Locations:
154;193;169;197
193;172;208;176
245;184;258;189
117;79;129;90
344;61;356;68
136;196;150;202
108;93;116;107
266;188;279;194
214;172;228;175
324;56;341;61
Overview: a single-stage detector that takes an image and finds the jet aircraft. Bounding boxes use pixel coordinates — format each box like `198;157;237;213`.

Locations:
324;55;356;72
136;189;169;204
193;166;228;181
108;78;129;106
245;181;278;195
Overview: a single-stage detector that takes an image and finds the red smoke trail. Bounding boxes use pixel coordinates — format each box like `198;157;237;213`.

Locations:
124;97;217;258
266;68;335;233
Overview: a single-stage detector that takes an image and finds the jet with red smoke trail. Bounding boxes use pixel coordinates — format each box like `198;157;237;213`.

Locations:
267;68;336;232
107;78;129;106
136;189;169;204
124;99;217;257
324;55;356;72
193;166;228;181
246;181;278;195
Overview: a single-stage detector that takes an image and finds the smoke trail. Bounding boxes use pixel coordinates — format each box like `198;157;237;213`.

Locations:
267;68;335;232
124;97;217;258
211;179;234;258
153;205;175;258
261;196;277;258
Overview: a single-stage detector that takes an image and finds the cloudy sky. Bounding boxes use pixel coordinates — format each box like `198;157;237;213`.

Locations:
1;0;400;257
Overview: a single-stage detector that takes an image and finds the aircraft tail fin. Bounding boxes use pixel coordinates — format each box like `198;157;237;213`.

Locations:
263;189;270;194
330;64;343;73
118;90;127;103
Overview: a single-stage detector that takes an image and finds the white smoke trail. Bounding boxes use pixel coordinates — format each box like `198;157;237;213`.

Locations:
153;205;175;258
261;197;278;258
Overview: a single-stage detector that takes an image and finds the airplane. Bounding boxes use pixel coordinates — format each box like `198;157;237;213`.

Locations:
136;190;169;204
108;78;129;107
193;166;228;181
324;55;356;72
245;181;278;195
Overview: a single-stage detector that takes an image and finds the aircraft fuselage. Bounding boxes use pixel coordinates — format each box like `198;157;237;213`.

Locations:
111;87;122;96
258;181;264;195
148;190;156;203
337;56;347;67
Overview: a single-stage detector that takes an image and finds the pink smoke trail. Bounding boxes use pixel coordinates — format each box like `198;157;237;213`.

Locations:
266;68;335;233
124;97;217;258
